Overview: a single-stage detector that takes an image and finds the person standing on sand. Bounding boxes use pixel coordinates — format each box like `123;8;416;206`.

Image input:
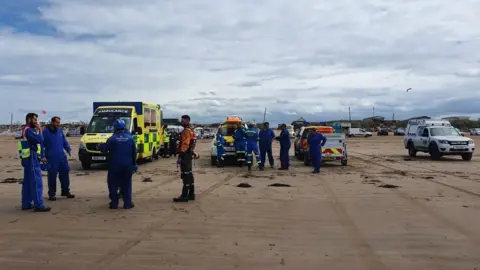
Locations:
18;113;51;212
99;119;137;209
173;115;197;202
42;116;75;201
275;123;291;170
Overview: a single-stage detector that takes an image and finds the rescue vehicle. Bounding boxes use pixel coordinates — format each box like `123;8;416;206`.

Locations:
404;119;475;161
78;102;163;169
294;126;347;166
210;116;247;166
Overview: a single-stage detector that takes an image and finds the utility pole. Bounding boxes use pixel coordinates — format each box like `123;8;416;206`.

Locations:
10;112;13;131
348;107;351;122
373;105;375;118
392;112;395;121
263;108;267;123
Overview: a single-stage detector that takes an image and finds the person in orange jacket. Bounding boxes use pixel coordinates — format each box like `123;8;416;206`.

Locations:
173;115;197;202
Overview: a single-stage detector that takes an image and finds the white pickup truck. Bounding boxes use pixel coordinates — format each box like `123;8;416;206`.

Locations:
294;126;347;166
404;119;475;161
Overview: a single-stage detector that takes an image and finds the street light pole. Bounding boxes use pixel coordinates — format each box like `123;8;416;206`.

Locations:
348;106;351;122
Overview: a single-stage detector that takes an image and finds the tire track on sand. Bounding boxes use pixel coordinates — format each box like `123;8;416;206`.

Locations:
315;175;387;270
349;151;480;198
91;172;240;270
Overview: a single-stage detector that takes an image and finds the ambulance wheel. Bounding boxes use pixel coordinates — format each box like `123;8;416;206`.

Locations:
211;156;217;166
153;148;159;160
81;162;91;169
341;158;347;166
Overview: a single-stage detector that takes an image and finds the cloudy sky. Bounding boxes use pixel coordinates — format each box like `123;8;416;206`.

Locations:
1;0;480;124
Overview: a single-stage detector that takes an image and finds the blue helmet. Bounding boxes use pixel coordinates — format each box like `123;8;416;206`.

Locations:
114;119;126;131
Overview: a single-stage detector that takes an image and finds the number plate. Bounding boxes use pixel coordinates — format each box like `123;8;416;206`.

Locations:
451;146;465;150
92;156;106;161
224;147;235;151
323;156;335;161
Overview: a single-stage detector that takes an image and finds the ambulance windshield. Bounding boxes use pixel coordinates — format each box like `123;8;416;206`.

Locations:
87;108;133;133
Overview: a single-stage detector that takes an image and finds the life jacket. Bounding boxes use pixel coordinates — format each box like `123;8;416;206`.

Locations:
17;126;41;159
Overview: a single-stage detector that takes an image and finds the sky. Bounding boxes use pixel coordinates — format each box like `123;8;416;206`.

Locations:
1;0;480;124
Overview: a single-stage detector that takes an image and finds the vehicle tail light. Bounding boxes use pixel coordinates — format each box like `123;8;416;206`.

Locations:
301;139;307;149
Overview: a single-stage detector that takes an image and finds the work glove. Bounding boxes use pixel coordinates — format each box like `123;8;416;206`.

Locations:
177;158;182;165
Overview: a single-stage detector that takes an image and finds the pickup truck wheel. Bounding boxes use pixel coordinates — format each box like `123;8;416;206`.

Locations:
462;153;473;161
429;143;441;160
303;153;311;166
408;142;417;157
211;156;217;166
81;162;91;169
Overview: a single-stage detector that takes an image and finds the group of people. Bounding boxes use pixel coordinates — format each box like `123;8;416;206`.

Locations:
215;122;292;171
19;113;198;212
161;125;179;158
215;122;327;173
18;113;75;212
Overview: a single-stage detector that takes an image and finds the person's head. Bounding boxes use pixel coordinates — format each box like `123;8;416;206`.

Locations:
280;123;286;130
263;122;269;130
237;123;242;128
248;122;254;128
113;119;126;131
181;115;190;126
25;113;38;126
51;116;61;129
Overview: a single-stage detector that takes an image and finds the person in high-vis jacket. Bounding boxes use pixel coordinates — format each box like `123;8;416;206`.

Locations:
162;125;170;158
169;131;178;157
234;123;247;166
173;115;197;202
275;124;291;170
245;122;260;170
100;119;137;209
43;116;75;201
19;113;51;212
216;132;225;167
258;122;275;170
307;131;327;174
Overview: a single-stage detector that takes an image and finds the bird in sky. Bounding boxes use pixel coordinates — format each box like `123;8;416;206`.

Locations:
406;88;412;92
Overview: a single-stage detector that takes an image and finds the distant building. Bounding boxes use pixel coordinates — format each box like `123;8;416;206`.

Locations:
362;116;385;121
406;116;431;121
441;116;470;121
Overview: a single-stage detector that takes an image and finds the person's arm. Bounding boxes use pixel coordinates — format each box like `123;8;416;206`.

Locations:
99;137;112;152
179;130;191;157
62;130;72;154
26;128;45;158
131;138;137;166
321;134;327;146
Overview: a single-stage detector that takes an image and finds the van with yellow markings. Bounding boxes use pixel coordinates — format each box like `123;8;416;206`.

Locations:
78;102;163;169
210;116;247;166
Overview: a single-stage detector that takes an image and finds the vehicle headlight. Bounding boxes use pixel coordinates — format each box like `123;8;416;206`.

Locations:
79;142;86;150
468;140;474;145
438;140;449;144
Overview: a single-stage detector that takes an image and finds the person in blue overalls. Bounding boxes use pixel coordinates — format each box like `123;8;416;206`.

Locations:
275;124;291;170
258;122;275;170
43;116;75;201
100;119;137;209
307;130;327;174
245;122;260;171
234;123;247;167
18;113;51;212
216;132;225;167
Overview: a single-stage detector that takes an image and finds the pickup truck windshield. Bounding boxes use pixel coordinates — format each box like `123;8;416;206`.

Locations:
430;127;461;137
87;116;131;133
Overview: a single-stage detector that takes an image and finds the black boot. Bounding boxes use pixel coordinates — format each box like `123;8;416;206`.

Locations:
34;206;51;212
188;185;195;200
61;192;75;199
48;196;56;201
173;185;189;202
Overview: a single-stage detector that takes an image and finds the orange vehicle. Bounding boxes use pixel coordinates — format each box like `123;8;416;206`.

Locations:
294;125;347;166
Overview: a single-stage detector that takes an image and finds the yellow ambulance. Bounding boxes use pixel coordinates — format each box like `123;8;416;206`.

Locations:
78;102;163;169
